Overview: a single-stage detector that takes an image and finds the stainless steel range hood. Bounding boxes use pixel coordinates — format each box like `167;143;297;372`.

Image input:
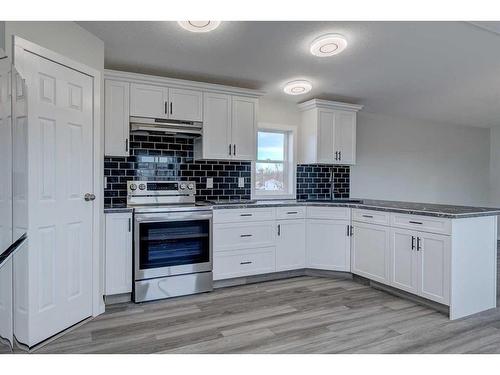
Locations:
130;116;202;135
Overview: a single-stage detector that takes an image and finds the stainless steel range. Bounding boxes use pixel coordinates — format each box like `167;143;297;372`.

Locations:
128;180;213;303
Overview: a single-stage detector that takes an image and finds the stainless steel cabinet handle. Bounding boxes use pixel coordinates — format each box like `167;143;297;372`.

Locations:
409;221;423;225
411;236;415;250
240;234;252;238
240;261;252;265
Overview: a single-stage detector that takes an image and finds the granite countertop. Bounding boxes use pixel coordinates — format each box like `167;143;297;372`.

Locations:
105;199;500;218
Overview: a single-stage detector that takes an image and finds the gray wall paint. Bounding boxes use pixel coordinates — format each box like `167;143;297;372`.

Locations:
0;22;5;56
3;21;104;71
350;111;491;206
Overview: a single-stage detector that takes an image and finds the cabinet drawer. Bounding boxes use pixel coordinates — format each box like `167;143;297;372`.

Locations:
390;213;451;235
213;207;276;223
276;206;306;220
306;206;350;220
352;209;390;226
214;222;275;252
213;247;276;280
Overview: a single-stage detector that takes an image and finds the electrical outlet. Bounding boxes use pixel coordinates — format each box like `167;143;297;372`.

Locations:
238;177;245;188
206;177;213;189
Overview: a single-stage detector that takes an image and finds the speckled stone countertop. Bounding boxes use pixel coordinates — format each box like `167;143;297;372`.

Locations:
208;199;500;219
104;199;500;218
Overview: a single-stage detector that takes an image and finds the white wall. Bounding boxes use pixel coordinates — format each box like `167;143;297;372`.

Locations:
259;98;301;126
3;21;104;71
350;111;491;206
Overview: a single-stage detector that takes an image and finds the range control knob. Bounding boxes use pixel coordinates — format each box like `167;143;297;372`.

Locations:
139;183;146;190
180;183;187;190
187;183;195;190
129;183;137;191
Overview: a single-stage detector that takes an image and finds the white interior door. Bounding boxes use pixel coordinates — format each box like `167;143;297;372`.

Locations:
23;51;94;345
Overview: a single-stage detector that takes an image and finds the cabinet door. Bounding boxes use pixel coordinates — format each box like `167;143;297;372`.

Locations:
105;213;133;295
169;88;203;122
417;232;450;305
130;83;169;119
276;219;306;271
334;110;356;165
202;92;232;159
104;80;130;156
231;96;257;160
351;222;390;284
389;228;419;295
317;109;335;163
306;219;350;271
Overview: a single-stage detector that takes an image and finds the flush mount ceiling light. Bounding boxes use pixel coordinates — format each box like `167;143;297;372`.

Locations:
283;80;312;95
310;33;348;57
177;21;221;33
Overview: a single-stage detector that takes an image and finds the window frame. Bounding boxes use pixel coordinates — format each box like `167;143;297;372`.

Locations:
252;123;297;200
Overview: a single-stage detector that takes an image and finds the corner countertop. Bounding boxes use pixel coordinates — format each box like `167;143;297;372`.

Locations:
104;199;500;219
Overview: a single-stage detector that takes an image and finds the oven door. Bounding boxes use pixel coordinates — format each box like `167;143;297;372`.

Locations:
134;210;212;280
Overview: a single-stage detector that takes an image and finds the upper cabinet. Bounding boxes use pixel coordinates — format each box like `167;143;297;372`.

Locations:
105;79;130;156
130;83;203;122
194;94;258;161
104;70;262;158
298;99;362;165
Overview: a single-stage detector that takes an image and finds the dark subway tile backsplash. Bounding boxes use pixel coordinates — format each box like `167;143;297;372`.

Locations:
296;164;350;200
104;133;251;206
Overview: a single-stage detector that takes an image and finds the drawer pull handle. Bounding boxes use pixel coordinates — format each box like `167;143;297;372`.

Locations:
240;234;253;238
240;261;252;265
409;221;423;225
287;211;298;214
362;215;374;218
240;214;253;217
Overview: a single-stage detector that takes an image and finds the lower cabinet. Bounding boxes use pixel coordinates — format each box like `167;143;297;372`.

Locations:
389;228;450;305
306;219;351;271
276;219;306;271
213;247;276;280
351;221;391;285
105;212;133;295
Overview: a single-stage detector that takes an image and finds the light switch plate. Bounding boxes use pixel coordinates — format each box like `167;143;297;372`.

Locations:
238;177;245;188
206;177;213;189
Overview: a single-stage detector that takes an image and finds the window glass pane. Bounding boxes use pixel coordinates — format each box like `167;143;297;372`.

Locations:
255;162;284;191
257;131;284;161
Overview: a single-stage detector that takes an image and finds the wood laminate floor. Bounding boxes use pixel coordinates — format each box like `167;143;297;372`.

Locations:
3;247;500;354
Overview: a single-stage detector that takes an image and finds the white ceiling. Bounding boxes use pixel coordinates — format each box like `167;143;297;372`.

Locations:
78;21;500;128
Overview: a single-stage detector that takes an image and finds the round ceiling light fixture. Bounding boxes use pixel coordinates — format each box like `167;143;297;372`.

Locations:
310;33;348;57
283;80;312;95
177;21;221;33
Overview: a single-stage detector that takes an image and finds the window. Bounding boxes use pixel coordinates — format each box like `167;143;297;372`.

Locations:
254;125;296;199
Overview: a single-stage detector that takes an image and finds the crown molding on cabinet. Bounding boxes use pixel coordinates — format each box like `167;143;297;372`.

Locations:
104;69;265;98
298;98;363;112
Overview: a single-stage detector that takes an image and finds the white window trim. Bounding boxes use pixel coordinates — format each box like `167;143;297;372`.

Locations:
252;122;297;200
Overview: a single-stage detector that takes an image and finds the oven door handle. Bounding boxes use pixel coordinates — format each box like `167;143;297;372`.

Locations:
134;212;213;223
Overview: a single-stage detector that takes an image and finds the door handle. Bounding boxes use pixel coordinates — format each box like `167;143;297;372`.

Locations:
334;151;338;160
409;221;423;225
240;234;253;238
240;261;253;265
362;214;373;218
416;237;421;251
346;225;350;236
233;144;236;156
240;214;253;217
411;236;415;250
339;151;341;161
170;102;173;115
84;193;96;201
164;101;168;114
278;224;281;236
125;138;129;152
128;218;131;232
229;144;232;156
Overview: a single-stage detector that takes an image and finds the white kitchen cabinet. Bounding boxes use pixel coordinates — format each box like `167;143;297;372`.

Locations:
169;88;203;122
276;219;306;271
195;93;257;161
298;99;362;165
389;228;450;305
130;83;169;119
104;79;130;156
231;96;257;160
105;212;133;295
351;222;391;285
306;219;351;271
